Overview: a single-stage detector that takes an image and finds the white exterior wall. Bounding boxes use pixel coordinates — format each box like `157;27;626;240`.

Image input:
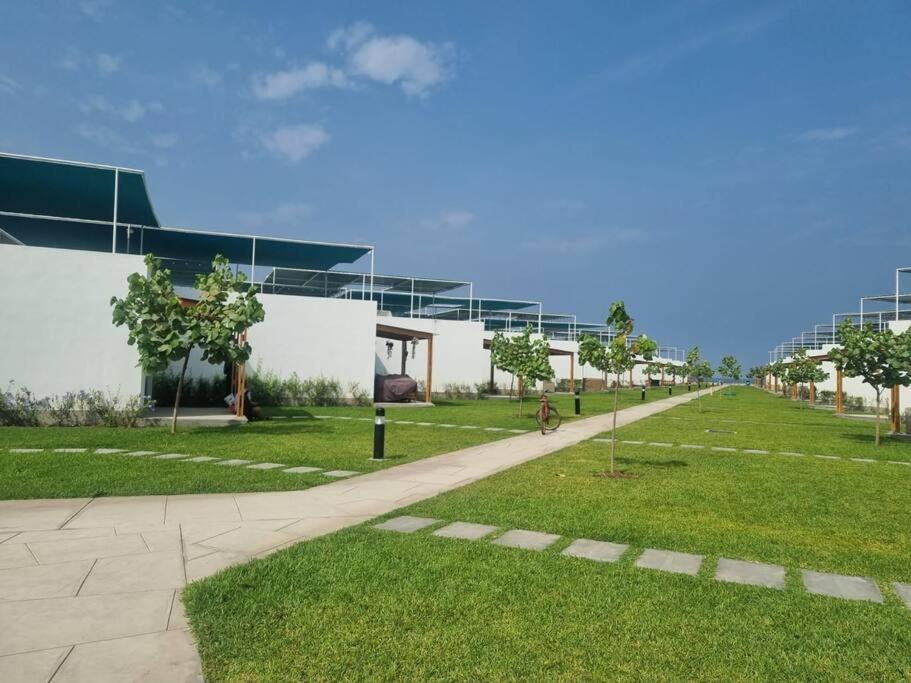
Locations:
246;294;377;396
0;244;144;398
375;318;489;391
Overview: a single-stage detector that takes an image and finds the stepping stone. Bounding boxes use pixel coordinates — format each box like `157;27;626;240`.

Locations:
894;583;911;610
375;516;439;533
679;444;704;449
396;420;414;424
715;558;785;589
778;451;804;457
182;456;220;463
123;451;157;457
649;442;673;447
562;538;628;563
283;466;322;474
155;453;190;460
94;448;126;454
621;440;644;445
492;529;560;551
335;416;353;420
744;449;769;454
438;424;457;428
246;462;286;470
215;459;252;467
292;416;309;419
271;415;288;419
9;448;44;453
484;427;505;432
802;570;883;603
711;447;736;453
415;422;434;426
459;425;480;429
433;521;498;540
313;415;330;419
850;458;876;463
814;454;841;460
54;448;87;453
635;548;703;576
888;461;911;466
323;470;359;478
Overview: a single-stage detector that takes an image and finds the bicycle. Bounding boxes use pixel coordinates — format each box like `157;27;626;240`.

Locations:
535;393;562;434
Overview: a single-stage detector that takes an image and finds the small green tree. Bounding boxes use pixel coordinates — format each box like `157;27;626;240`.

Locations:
829;321;911;445
642;362;662;388
490;327;554;415
578;333;608;390
111;254;265;433
685;346;707;409
716;355;741;384
783;349;829;406
602;301;657;474
769;359;786;393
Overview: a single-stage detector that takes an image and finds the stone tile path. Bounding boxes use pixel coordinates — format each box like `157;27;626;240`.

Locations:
0;386;716;681
2;447;362;480
377;514;908;608
310;413;530;434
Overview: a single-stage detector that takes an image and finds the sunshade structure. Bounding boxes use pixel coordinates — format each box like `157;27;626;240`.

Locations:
263;268;470;303
0;152;373;278
376;322;435;403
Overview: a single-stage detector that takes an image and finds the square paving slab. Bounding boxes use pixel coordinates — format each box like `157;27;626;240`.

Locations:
123;451;157;457
9;448;44;453
802;570;883;602
283;466;322;474
94;448;126;454
893;582;911;610
54;448;87;453
323;470;359;478
432;521;498;540
214;459;251;466
374;516;440;533
155;453;189;460
635;548;703;575
492;529;560;551
715;558;785;589
246;463;286;470
562;538;628;563
182;456;219;463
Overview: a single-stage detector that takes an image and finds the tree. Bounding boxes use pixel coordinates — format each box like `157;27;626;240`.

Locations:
602;301;657;475
746;365;769;387
783;349;829;406
642;362;663;388
685;346;707;410
111;254;265;433
578;333;608;390
769;359;786;393
828;321;911;445
490;326;554;415
716;355;741;384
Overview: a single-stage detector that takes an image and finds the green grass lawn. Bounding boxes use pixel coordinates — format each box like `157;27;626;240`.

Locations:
184;386;911;680
0;388;667;500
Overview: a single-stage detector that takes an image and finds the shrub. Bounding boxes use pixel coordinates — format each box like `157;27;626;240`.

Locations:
442;383;476;400
0;383;46;426
304;377;344;406
0;384;153;427
348;383;372;407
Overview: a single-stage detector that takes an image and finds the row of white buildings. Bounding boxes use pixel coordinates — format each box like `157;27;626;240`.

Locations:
0;152;685;404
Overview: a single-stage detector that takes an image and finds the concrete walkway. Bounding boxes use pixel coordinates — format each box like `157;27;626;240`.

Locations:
0;387;715;682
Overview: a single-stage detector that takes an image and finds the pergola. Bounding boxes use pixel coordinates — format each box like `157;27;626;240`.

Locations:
482;338;575;393
376;322;435;404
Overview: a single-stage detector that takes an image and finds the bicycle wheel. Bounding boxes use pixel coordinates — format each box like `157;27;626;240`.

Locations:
543;406;562;432
535;407;546;434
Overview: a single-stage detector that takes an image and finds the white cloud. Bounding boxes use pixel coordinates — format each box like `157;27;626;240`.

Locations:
796;127;856;142
95;53;122;76
346;33;452;97
524;228;648;254
327;21;375;51
251;62;349;100
79;0;112;20
151;132;178;149
260;123;329;163
74;123;138;154
0;74;21;96
240;202;313;228
58;48;82;71
190;63;223;89
80;96;160;122
421;209;475;231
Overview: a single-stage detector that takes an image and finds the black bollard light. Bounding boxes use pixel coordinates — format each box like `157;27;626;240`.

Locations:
668;385;672;396
641;387;646;401
372;407;385;460
574;388;581;416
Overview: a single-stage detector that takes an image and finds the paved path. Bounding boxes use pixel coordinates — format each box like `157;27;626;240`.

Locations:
0;387;716;682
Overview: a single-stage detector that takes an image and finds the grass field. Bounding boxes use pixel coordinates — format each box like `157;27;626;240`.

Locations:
184;387;911;680
0;387;668;499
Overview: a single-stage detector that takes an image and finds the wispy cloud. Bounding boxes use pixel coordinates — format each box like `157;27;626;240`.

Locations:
79;0;112;21
251;62;349;101
190;63;223;89
74;123;139;154
795;127;856;142
80;96;161;122
240;202;313;228
421;209;475;231
0;74;21;96
259;123;330;163
150;132;178;149
599;9;781;84
95;53;122;76
524;228;648;255
58;49;123;77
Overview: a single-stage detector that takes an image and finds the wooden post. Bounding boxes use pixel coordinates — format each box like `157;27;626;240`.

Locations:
569;353;575;392
891;385;900;433
791;384;797;400
400;340;407;375
629;368;633;387
835;368;844;414
489;362;495;394
809;381;815;405
661;368;665;386
774;376;778;393
425;334;433;404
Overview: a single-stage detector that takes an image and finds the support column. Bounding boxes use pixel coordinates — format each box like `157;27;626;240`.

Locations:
661;368;665;386
809;381;816;405
425;335;434;404
891;385;900;433
569;353;575;392
628;368;633;387
835;368;844;414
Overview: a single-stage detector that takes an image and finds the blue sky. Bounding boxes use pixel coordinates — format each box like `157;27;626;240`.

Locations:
2;1;910;368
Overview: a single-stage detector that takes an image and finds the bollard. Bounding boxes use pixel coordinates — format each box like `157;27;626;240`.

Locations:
668;386;672;396
641;387;646;401
372;407;385;460
574;388;581;416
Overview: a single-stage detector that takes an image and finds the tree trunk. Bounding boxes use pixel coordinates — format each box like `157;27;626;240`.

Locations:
610;372;621;474
875;391;881;446
171;353;191;435
517;376;524;416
